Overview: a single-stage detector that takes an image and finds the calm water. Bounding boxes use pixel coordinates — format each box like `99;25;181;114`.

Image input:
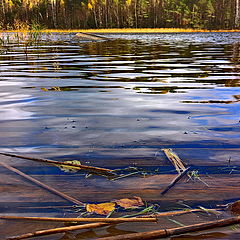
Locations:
0;32;239;167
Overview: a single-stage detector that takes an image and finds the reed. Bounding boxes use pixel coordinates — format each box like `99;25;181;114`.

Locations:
0;216;156;223
7;222;110;240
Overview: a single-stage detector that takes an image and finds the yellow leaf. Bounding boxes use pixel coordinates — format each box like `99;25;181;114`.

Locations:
58;160;81;173
114;196;144;209
88;3;93;9
86;202;116;215
41;87;49;91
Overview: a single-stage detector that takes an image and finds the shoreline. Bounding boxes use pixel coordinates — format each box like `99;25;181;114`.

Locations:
1;28;240;33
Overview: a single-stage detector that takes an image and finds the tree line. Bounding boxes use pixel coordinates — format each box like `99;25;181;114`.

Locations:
0;0;239;29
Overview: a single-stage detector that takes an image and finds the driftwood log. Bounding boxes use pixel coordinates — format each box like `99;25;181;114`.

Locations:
74;32;109;41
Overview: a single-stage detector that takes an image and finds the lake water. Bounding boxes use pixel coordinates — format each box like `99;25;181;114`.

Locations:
0;32;239;167
0;32;240;239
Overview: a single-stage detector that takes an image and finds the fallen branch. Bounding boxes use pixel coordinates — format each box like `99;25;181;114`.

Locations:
0;215;157;223
0;152;115;176
75;32;109;40
161;167;191;195
98;216;240;240
7;222;110;240
0;162;85;206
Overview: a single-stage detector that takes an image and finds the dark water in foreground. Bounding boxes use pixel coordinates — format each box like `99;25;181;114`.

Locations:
0;32;240;239
0;32;239;167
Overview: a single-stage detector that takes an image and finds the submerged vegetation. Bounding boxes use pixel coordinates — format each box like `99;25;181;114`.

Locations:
0;0;240;30
1;150;240;239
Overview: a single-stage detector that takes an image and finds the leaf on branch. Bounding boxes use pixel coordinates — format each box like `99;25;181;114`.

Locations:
58;160;81;173
86;202;116;215
228;201;240;215
113;196;144;209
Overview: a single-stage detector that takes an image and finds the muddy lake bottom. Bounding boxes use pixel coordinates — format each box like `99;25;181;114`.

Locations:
0;32;240;239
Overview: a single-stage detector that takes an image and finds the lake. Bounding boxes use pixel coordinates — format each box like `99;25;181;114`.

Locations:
0;32;240;239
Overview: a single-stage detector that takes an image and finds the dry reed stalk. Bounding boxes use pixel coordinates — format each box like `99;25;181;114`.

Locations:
99;216;240;240
140;207;222;219
0;162;85;206
7;222;110;240
148;209;202;217
161;167;191;195
0;152;115;176
162;149;186;173
0;216;156;223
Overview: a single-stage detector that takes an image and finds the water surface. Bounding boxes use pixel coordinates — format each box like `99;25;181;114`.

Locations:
1;31;240;240
0;32;239;167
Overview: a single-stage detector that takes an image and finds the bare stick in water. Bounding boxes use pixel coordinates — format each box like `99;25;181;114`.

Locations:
7;222;110;240
0;162;85;206
161;167;191;195
0;152;115;176
162;148;186;173
0;215;157;223
98;216;240;240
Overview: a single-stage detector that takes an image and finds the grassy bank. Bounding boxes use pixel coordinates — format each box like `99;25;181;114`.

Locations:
1;28;240;33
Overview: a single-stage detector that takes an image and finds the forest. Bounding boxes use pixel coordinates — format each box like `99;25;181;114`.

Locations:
0;0;240;30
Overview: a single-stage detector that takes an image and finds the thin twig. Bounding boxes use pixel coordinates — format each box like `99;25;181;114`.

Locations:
99;216;240;240
0;162;85;206
7;222;110;240
0;152;115;176
141;209;204;218
0;215;157;223
161;167;191;195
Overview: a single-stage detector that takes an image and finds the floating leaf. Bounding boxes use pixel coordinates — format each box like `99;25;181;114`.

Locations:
41;87;49;91
58;160;81;173
228;201;240;215
114;196;144;209
86;202;116;215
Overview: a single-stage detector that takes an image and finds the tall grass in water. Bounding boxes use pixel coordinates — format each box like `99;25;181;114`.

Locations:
0;21;44;55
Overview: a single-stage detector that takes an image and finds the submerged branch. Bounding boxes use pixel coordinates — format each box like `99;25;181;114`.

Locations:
0;162;85;206
99;216;240;240
161;167;191;195
0;152;115;176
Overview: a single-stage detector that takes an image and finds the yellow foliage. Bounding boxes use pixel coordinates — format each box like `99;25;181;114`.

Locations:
86;202;116;215
88;3;93;9
6;0;14;8
126;0;132;6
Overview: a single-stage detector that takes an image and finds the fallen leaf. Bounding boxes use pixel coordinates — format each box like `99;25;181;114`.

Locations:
41;87;49;91
58;160;81;173
86;202;116;215
228;201;240;215
114;196;144;209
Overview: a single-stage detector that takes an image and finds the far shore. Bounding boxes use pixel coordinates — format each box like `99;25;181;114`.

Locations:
1;28;240;33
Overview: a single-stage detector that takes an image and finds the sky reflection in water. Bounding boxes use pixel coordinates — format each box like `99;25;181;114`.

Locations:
0;32;239;166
